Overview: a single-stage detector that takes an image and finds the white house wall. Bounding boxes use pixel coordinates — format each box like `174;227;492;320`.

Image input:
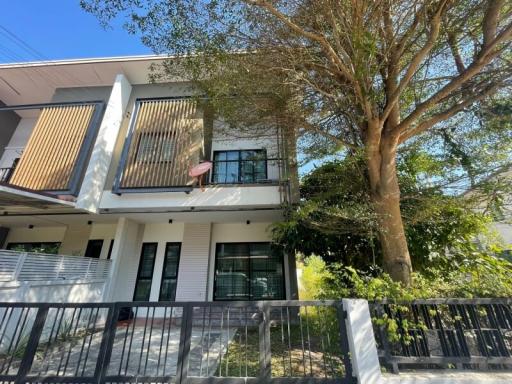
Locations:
0;117;37;168
107;218;145;301
100;185;281;211
142;222;184;301
5;226;66;245
104;220;284;303
76;74;133;213
211;121;281;182
4;223;118;259
175;223;212;301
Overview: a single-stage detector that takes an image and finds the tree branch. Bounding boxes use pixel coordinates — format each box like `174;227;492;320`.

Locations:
399;82;500;143
483;0;504;48
245;0;374;120
382;0;448;123
396;21;512;133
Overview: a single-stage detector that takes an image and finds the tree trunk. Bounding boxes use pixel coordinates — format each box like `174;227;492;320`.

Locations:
367;131;413;285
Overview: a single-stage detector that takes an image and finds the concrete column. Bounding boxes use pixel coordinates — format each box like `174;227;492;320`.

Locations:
342;298;383;384
76;74;132;213
59;224;91;256
105;217;144;301
175;223;212;301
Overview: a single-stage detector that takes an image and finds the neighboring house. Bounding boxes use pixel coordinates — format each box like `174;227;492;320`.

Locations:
466;168;512;259
0;55;298;303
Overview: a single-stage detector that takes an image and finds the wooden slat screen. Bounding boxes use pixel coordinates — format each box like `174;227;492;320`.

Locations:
119;99;203;189
10;104;96;191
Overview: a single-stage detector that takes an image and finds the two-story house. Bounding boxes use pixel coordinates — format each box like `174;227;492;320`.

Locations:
0;55;298;303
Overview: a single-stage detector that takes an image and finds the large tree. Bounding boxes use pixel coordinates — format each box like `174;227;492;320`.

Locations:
83;0;512;284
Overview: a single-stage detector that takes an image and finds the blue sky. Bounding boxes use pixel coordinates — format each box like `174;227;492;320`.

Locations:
0;1;151;63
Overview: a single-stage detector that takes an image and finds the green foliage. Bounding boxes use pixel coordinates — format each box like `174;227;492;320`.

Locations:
299;252;512;344
299;252;512;301
273;153;500;272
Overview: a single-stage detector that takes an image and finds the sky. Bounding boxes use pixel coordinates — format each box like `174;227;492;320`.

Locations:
0;0;151;63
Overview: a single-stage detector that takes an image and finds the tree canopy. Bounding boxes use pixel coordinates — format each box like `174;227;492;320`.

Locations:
82;0;512;284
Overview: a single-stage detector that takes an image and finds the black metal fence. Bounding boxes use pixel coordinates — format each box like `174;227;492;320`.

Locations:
0;300;354;384
370;299;512;373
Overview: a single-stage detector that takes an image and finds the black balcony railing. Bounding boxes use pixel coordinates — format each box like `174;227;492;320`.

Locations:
370;299;512;373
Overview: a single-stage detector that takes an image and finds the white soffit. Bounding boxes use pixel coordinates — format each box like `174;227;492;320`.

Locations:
0;55;171;106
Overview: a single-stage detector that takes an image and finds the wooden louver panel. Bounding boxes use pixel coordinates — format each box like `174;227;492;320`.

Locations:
119;99;202;188
10;104;96;191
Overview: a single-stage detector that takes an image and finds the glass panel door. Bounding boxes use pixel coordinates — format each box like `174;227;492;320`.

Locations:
159;243;181;301
214;243;250;300
133;243;158;301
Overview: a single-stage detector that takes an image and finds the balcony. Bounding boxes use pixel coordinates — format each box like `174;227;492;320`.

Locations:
0;101;105;197
111;97;295;207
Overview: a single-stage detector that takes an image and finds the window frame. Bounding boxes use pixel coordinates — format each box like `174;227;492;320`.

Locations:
133;242;158;301
158;242;182;301
84;239;104;259
211;149;268;184
135;131;176;164
213;241;285;301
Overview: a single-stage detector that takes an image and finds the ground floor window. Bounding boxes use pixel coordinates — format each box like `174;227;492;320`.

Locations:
6;242;61;254
159;243;181;301
214;242;285;301
133;243;157;301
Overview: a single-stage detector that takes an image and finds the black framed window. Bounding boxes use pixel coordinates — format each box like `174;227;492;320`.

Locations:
212;150;267;184
6;242;60;254
133;243;158;301
214;242;285;301
84;239;104;259
159;243;181;301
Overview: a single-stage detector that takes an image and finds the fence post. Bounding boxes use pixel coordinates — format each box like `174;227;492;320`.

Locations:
259;302;271;380
342;299;383;384
15;305;49;384
95;303;118;384
176;304;193;384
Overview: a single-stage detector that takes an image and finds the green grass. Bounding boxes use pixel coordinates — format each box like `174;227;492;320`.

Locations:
216;308;347;378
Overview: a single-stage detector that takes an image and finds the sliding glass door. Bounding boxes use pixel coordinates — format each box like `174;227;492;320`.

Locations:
214;242;285;301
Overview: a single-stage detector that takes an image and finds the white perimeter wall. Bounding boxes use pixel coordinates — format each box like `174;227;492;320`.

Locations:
0;280;106;303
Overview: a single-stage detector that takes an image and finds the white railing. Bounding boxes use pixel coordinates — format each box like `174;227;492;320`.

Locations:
0;250;111;282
